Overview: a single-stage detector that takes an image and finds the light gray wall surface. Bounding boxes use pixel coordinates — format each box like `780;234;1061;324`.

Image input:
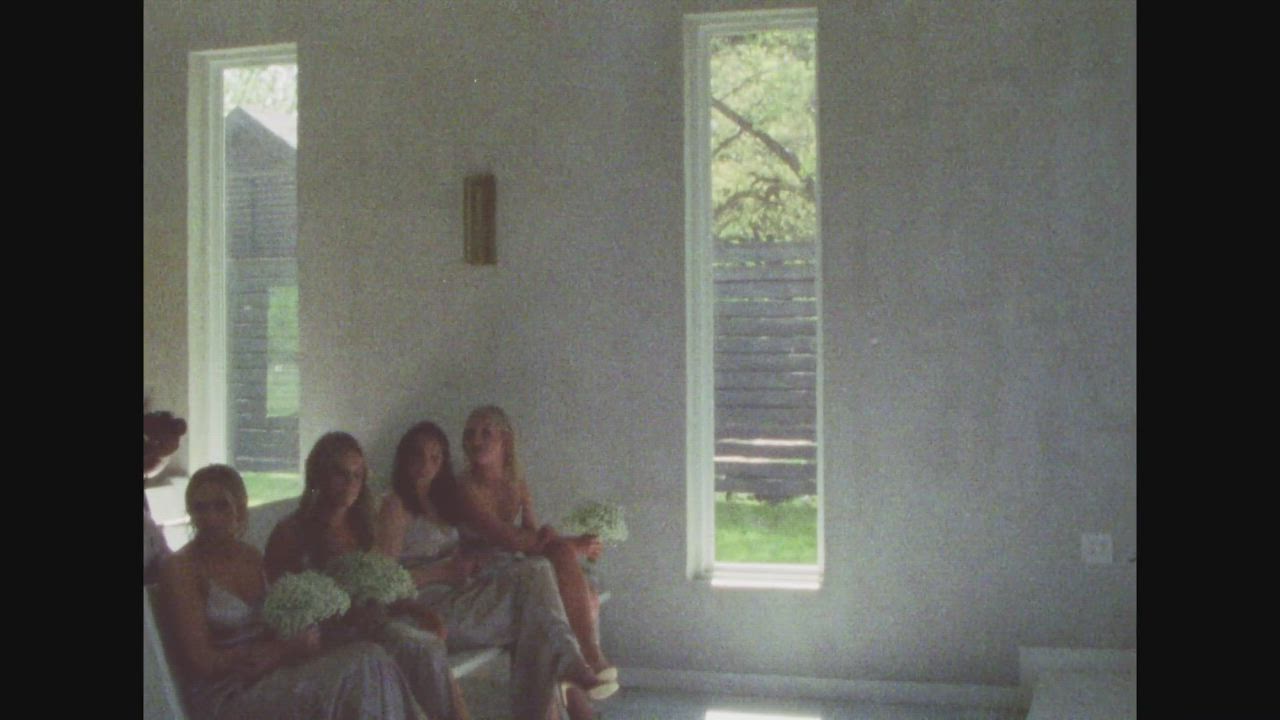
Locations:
143;0;1136;687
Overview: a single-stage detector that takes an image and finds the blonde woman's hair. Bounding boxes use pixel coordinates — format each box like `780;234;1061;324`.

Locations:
186;464;250;539
464;405;525;488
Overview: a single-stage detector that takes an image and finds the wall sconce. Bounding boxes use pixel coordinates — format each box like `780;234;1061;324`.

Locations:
464;174;496;265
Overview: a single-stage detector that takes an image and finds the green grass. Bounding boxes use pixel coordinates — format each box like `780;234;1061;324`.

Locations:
266;364;299;417
238;477;816;563
242;471;304;507
266;285;299;418
715;492;817;564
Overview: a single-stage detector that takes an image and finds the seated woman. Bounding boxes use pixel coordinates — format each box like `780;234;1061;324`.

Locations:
144;406;187;584
449;406;617;703
264;431;468;720
377;421;616;720
156;464;426;720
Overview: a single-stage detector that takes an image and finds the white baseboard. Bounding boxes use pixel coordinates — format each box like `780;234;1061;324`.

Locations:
1017;646;1137;687
619;667;1030;711
1018;647;1136;720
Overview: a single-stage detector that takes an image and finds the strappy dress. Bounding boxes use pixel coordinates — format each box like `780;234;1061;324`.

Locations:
182;579;426;720
402;515;587;720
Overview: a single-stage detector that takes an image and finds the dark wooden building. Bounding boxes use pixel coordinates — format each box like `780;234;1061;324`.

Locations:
225;106;299;472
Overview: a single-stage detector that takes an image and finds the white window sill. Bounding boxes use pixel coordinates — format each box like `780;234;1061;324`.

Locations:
700;563;822;591
145;479;190;525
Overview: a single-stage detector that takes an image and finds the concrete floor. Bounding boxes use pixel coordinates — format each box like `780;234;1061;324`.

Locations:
458;664;1026;720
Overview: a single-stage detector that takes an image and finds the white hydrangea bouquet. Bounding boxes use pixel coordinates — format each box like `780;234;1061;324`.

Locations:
560;500;628;546
324;551;417;606
560;501;627;591
263;571;352;639
324;551;431;636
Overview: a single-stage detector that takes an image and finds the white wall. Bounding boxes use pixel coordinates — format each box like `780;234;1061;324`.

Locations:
143;0;1136;688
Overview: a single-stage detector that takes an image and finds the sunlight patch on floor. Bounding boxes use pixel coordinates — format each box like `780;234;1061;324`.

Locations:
706;710;821;720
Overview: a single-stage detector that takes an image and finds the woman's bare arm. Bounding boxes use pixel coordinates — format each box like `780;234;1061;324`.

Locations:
378;492;479;586
375;493;409;559
518;479;540;532
456;482;542;553
160;550;320;682
519;481;603;559
388;598;448;641
157;553;252;681
409;554;478;587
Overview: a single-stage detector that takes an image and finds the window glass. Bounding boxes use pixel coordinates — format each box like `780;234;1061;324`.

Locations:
191;49;302;507
709;28;819;565
687;12;821;585
224;63;302;505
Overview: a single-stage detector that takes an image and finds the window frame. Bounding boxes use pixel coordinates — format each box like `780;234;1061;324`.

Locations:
684;9;824;590
187;44;299;479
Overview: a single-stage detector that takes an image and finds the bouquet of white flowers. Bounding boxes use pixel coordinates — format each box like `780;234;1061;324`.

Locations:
324;551;417;606
560;500;628;545
263;571;352;639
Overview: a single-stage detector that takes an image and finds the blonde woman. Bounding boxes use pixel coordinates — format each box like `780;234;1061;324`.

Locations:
157;464;425;720
449;406;617;715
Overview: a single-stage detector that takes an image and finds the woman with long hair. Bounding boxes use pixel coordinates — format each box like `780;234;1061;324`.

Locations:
377;420;616;720
265;432;468;720
156;464;425;720
449;406;617;715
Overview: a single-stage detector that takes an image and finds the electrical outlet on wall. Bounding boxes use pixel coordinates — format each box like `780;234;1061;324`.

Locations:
1081;532;1113;565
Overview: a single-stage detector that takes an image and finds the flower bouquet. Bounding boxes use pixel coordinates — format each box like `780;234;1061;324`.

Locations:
324;551;417;605
560;500;627;592
324;551;420;635
560;500;628;545
263;571;352;639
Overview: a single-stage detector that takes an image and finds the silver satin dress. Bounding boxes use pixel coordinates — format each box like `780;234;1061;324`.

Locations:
401;515;588;720
182;580;427;720
295;547;459;720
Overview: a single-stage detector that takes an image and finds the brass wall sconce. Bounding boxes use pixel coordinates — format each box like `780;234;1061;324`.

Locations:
464;174;496;265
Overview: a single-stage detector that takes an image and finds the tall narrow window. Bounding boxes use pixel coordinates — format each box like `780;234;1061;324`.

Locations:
685;10;822;589
189;45;303;506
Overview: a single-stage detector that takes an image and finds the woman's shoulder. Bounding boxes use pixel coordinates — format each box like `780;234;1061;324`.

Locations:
454;471;484;499
379;491;412;526
381;489;407;513
237;541;265;565
514;474;533;498
159;546;203;591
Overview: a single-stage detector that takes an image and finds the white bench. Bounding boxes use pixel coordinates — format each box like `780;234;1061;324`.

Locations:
144;584;190;720
143;584;610;720
448;589;610;677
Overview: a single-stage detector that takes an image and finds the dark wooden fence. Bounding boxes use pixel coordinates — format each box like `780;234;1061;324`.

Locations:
713;238;817;502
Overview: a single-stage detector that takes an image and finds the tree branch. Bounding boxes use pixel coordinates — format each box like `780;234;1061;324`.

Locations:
711;98;813;199
714;128;746;157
